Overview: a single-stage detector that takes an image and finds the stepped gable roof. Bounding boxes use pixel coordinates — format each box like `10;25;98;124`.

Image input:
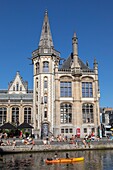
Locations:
60;54;91;71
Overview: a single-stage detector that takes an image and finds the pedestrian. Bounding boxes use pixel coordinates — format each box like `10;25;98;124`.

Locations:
12;139;16;150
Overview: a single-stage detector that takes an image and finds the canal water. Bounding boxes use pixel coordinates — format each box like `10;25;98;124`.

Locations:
0;150;113;170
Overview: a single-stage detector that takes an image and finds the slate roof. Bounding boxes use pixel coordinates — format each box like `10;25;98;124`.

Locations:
59;54;92;71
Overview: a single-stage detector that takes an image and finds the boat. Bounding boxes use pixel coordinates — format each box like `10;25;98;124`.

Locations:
45;157;84;164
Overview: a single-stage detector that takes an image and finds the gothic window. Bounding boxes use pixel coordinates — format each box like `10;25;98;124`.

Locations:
13;86;15;91
36;92;38;101
44;110;47;118
24;107;31;124
44;77;48;89
60;82;72;97
60;103;72;123
12;107;19;124
82;103;94;123
36;62;39;74
0;108;7;125
44;96;47;103
43;61;49;72
20;86;22;91
16;83;19;91
37;81;38;88
82;82;93;97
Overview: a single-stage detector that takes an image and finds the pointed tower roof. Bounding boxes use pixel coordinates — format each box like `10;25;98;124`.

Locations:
38;10;54;49
32;10;60;59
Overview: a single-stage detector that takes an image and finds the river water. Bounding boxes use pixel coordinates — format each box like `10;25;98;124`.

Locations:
0;150;113;170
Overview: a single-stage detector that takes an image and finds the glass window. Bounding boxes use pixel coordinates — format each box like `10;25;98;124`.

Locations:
44;96;47;103
44;110;47;118
24;107;31;124
84;128;87;133
13;86;15;91
0;108;7;125
12;107;19;124
82;82;93;97
82;104;94;123
60;82;72;97
65;129;68;133
20;86;22;91
60;103;72;124
44;77;47;89
61;129;64;133
69;128;73;133
43;61;49;72
16;83;19;91
36;62;39;74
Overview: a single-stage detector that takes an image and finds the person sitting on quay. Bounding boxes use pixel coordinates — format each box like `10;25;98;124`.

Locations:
6;139;11;146
0;139;6;146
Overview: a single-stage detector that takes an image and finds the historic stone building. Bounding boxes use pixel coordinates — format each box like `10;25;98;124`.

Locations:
0;11;100;138
0;72;33;127
32;11;100;138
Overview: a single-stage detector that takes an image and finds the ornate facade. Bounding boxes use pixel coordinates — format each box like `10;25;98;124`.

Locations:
0;72;33;127
0;11;100;138
32;11;100;138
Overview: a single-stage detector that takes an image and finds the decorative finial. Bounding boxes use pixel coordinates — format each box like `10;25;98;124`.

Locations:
73;32;77;38
45;9;48;15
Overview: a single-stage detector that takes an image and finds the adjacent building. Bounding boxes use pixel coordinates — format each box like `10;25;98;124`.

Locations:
0;11;100;138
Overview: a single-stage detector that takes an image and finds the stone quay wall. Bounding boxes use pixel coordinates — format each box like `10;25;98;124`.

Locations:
0;140;113;153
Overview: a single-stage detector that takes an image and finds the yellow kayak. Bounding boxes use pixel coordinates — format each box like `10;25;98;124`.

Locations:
46;157;84;164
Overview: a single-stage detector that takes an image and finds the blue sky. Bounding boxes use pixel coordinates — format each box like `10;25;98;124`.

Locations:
0;0;113;108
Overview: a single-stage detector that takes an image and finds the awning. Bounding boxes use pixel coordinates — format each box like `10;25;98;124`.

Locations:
0;122;16;130
17;122;34;129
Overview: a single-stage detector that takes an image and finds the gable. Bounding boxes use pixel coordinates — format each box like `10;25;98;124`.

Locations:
8;72;28;94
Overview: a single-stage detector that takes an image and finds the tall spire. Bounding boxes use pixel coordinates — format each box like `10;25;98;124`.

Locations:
38;10;54;49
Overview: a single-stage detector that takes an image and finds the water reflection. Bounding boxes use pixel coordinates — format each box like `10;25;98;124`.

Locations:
0;150;113;170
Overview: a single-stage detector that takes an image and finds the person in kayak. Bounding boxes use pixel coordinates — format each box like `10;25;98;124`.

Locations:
66;153;69;159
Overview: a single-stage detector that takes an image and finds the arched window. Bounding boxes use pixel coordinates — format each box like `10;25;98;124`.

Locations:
60;103;72;123
12;107;19;124
36;62;40;74
82;103;94;123
43;95;47;103
20;86;22;91
0;108;7;125
16;83;19;91
24;107;31;124
44;108;47;118
44;77;48;89
13;86;15;91
43;61;49;72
